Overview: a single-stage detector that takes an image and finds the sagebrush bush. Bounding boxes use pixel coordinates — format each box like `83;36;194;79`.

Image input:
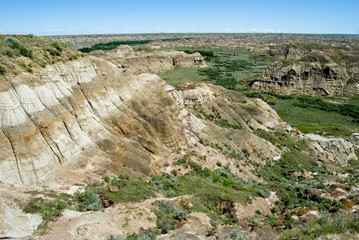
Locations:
75;190;102;211
52;41;63;52
229;227;246;240
5;50;12;57
4;37;19;48
174;208;188;221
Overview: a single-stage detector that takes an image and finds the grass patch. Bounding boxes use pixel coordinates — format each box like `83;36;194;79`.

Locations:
0;35;81;76
92;177;156;203
22;189;102;221
158;67;207;85
256;150;346;215
214;119;243;129
149;169;269;223
280;213;359;240
159;48;270;88
23;198;67;221
153;200;188;233
268;95;359;137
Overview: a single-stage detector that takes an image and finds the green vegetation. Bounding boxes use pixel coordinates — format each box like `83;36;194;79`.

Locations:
159;47;270;89
153;200;188;233
23;198;68;221
149;169;268;223
93;176;155;203
75;190;103;211
256;150;347;216
280;213;359;240
78;38;185;53
194;106;243;130
22;190;102;221
108;228;159;240
255;129;307;150
159;44;358;139
294;96;359;121
267;95;359;137
158;67;207;85
0;65;5;74
0;35;81;76
214;119;243;129
183;49;215;61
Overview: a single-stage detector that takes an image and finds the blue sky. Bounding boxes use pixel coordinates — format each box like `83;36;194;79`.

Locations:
1;0;358;35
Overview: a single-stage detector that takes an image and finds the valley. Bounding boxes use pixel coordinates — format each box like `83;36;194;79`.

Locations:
0;33;358;240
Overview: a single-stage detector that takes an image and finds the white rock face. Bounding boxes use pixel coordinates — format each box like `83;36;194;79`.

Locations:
0;88;28;127
0;196;42;238
0;57;195;186
0;55;286;187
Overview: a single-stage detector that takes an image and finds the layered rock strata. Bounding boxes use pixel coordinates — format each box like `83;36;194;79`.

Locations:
90;45;207;75
0;55;283;187
251;53;359;96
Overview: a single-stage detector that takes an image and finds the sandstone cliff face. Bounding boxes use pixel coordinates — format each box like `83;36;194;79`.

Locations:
0;57;184;186
251;53;359;96
0;54;284;187
90;45;207;75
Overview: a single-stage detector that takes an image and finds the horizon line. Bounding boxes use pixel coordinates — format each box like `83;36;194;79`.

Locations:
1;32;358;37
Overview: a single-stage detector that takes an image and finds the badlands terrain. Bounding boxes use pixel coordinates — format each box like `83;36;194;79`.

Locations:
0;34;358;239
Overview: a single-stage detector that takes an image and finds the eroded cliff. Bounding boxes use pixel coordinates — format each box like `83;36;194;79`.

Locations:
90;45;207;75
0;51;284;187
250;50;359;96
1;35;358;240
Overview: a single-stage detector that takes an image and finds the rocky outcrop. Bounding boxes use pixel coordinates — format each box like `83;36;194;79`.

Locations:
90;45;207;75
0;54;285;187
251;53;359;96
0;191;42;238
306;134;357;166
0;57;184;186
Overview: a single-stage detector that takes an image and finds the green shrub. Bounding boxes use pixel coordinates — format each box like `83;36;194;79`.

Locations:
49;49;61;56
52;41;63;52
102;176;110;183
4;37;20;48
174;208;188;220
188;160;202;171
229;227;246;240
126;228;159;240
0;65;5;74
19;46;33;58
95;177;155;202
107;234;125;240
242;148;250;158
175;158;187;165
118;174;129;180
23;198;66;220
69;55;78;60
153;200;189;234
5;50;13;57
206;229;215;236
214;119;243;129
74;190;102;211
154;200;175;233
171;169;178;176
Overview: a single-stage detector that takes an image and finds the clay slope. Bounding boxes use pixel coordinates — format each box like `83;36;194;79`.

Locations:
251;53;359;96
0;54;283;187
